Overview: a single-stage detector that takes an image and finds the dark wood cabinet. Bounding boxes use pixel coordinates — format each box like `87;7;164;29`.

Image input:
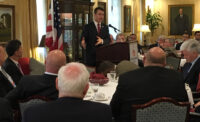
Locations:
59;0;94;62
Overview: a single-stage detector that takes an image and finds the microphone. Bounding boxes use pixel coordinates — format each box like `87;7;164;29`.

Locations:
108;24;120;32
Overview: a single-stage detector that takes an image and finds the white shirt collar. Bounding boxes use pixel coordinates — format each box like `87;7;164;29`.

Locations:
9;57;18;65
44;72;57;76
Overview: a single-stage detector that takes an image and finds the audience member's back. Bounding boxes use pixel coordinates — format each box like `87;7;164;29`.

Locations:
0;97;13;122
23;98;111;122
110;47;188;122
6;50;66;107
22;62;112;122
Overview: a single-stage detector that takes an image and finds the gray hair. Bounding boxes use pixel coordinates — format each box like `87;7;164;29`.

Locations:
58;62;89;95
116;33;125;40
157;35;166;41
180;39;200;54
165;38;175;44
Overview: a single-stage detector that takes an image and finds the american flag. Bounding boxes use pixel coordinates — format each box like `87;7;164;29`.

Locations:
45;0;63;51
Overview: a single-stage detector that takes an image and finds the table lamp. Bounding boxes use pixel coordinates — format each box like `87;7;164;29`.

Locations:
140;25;150;46
192;24;200;31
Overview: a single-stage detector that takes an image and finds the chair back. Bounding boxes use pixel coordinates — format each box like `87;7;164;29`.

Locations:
19;95;51;116
131;97;190;122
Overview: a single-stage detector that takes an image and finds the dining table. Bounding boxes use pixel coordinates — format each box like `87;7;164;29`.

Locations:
84;80;118;104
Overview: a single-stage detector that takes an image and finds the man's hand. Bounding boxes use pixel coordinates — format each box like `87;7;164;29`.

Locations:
195;101;200;108
95;36;103;46
81;37;86;49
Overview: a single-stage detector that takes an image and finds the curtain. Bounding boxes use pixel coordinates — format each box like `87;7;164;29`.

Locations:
15;0;38;58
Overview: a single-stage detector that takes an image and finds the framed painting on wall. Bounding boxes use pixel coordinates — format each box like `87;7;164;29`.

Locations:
124;5;131;32
0;5;15;45
168;4;194;36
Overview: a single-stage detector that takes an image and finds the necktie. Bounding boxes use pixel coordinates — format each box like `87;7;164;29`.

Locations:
182;63;192;79
17;63;24;75
97;23;101;34
1;68;16;88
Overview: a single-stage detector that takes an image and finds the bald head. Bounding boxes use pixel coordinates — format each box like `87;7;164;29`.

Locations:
45;50;66;74
144;47;166;67
0;46;7;66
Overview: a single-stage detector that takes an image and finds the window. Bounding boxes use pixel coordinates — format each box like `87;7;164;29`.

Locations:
108;0;121;40
36;0;46;44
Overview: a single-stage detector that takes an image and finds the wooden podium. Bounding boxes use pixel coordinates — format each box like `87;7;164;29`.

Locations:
96;42;138;65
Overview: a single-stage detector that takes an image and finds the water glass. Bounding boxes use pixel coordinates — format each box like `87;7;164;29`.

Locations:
90;83;99;98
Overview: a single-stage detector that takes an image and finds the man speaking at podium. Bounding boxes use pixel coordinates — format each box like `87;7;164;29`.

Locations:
81;7;110;66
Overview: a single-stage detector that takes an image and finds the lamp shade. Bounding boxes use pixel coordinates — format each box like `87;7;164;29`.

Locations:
140;25;151;32
192;24;200;31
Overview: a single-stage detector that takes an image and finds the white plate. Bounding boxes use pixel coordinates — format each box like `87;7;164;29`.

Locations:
94;96;108;101
84;96;92;100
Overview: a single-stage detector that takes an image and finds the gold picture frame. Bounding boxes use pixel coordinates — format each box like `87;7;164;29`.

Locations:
168;4;194;36
0;5;15;45
124;5;131;32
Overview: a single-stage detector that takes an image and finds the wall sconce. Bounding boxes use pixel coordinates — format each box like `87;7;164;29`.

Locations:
140;25;151;46
192;24;200;31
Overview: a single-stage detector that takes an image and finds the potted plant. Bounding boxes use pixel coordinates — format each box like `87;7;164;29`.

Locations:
146;9;163;36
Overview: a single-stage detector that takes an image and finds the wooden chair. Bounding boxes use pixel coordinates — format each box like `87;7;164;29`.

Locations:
131;97;190;122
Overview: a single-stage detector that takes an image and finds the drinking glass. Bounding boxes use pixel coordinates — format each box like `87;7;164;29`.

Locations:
108;70;116;82
90;83;99;99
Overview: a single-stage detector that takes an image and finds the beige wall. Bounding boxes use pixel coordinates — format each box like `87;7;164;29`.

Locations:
0;0;38;57
152;0;200;41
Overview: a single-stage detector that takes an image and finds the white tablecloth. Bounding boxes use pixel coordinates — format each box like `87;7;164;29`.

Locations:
84;81;118;104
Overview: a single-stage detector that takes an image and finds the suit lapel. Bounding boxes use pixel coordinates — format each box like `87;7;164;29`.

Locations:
185;58;200;81
7;58;23;75
99;23;105;36
91;22;98;35
0;71;13;88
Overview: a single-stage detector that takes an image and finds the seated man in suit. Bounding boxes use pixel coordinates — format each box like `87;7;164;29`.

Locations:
110;47;188;122
180;39;200;91
149;35;166;49
175;32;190;50
6;50;66;107
116;33;126;43
195;31;200;41
0;97;13;122
3;40;23;85
0;46;16;97
22;62;112;122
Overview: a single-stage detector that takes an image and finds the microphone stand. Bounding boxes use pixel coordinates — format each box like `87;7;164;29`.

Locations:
108;24;120;33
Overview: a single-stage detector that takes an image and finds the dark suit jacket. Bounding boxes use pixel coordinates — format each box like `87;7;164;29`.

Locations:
22;97;112;122
82;22;110;66
0;97;13;122
0;71;14;97
110;66;188;122
175;42;183;50
6;73;58;107
2;58;23;85
175;14;189;35
149;43;158;49
183;57;200;91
